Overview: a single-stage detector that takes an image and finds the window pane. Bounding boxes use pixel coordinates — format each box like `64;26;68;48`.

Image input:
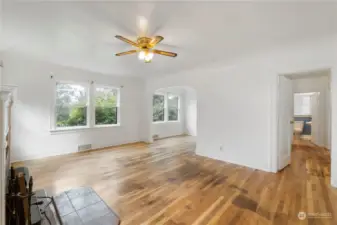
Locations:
294;94;311;116
168;94;179;121
168;107;178;121
302;96;311;115
153;95;165;122
167;94;179;107
95;87;118;125
56;83;88;127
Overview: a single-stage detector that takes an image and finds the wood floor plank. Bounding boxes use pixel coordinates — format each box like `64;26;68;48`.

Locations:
13;136;337;225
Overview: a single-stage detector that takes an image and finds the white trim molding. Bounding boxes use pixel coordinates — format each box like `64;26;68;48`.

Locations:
0;85;15;225
50;80;121;132
152;92;181;123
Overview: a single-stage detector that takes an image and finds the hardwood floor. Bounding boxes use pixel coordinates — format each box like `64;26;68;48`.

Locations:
13;136;337;225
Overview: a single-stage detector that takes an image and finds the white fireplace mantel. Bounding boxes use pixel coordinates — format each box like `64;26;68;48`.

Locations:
0;85;16;225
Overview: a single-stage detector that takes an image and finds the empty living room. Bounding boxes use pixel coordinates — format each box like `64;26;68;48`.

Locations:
1;1;337;225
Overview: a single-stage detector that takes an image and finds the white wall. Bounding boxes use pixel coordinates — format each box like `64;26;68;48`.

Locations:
152;87;185;139
2;51;145;161
145;63;276;172
144;35;337;188
292;75;330;148
185;87;197;136
152;122;184;139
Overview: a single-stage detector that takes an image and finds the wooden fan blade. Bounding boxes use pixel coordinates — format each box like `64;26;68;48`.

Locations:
149;36;164;47
115;50;137;56
115;35;139;47
153;49;177;57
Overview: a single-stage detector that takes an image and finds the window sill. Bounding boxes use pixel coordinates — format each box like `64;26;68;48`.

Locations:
152;120;180;124
50;124;121;134
294;114;312;117
152;121;166;124
93;124;121;128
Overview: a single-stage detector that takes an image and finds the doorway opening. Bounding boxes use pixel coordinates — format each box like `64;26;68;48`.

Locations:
277;69;331;172
293;92;317;142
150;86;197;143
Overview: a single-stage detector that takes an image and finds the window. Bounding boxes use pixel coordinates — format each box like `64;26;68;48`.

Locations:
153;94;165;122
294;93;312;116
53;81;120;131
153;92;180;122
55;82;89;128
94;86;119;125
167;93;179;121
301;96;311;115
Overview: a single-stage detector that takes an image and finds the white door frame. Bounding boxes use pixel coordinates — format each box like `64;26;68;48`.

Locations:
310;92;321;146
275;74;294;171
274;69;333;173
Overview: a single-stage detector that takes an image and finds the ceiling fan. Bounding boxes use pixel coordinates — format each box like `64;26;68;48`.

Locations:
115;35;178;63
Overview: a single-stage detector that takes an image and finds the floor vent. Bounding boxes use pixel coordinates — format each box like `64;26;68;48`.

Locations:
78;144;92;152
153;134;159;140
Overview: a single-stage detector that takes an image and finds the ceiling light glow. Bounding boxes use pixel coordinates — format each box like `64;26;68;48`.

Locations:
139;51;154;62
144;52;154;61
138;51;146;60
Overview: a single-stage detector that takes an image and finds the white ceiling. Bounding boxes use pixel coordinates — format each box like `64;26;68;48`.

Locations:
3;1;337;77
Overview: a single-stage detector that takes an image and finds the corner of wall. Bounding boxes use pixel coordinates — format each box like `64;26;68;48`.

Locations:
196;144;272;173
269;167;278;174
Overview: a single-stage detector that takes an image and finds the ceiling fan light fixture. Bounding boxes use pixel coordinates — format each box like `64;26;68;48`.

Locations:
144;52;154;61
138;51;146;60
115;35;177;62
139;50;154;62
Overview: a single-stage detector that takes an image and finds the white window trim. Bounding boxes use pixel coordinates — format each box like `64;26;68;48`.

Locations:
93;84;121;127
153;93;166;123
50;80;121;133
167;93;180;122
50;80;90;131
152;92;180;123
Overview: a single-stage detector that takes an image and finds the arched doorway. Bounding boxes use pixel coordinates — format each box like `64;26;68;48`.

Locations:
149;86;197;144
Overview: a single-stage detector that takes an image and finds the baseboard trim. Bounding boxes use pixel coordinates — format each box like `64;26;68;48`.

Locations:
89;141;148;152
153;134;189;141
12;141;148;166
12;135;191;165
196;151;271;173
